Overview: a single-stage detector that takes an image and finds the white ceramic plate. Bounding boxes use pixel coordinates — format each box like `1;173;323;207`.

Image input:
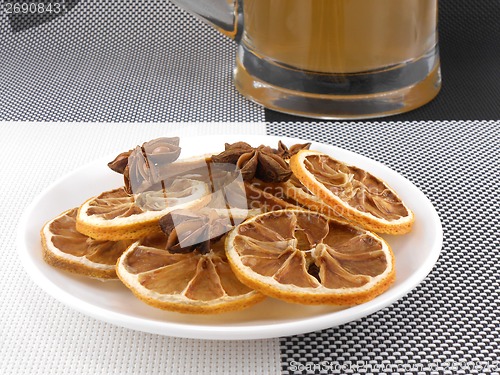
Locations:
17;135;442;340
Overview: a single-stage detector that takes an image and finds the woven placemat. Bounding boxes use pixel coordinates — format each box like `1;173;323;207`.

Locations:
0;0;264;122
2;0;498;122
267;121;499;374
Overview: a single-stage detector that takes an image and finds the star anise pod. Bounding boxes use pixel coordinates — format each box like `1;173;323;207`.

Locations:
108;137;181;194
211;142;254;164
211;142;292;182
107;151;131;174
276;140;312;159
159;209;231;254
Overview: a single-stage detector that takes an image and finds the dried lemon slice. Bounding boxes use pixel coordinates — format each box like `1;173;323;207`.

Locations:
226;209;395;305
41;208;132;279
249;177;347;222
76;178;210;241
290;150;414;234
244;181;298;213
116;233;266;314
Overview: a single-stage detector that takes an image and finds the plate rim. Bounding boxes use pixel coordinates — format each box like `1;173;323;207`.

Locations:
16;134;443;340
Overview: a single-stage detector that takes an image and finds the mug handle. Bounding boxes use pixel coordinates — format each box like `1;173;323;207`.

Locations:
170;0;243;41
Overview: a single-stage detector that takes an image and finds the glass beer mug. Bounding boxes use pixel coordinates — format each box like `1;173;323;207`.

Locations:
173;0;441;119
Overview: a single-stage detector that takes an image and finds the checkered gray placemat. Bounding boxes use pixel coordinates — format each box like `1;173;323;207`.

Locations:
0;0;264;122
267;121;499;374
